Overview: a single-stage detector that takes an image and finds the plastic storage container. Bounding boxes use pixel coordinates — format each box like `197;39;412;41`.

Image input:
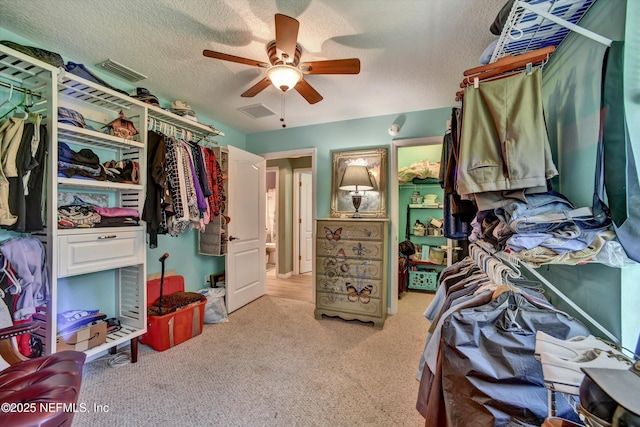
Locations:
408;269;438;291
140;275;206;351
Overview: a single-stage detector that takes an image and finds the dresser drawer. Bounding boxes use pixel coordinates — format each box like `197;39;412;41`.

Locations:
318;220;385;242
316;291;383;317
316;239;384;261
316;258;383;280
316;277;383;299
58;230;144;277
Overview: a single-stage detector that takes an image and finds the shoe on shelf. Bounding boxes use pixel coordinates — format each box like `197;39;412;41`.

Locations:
535;330;619;361
540;348;632;395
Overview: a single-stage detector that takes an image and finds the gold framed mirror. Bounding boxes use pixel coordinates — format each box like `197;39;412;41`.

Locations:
330;147;388;218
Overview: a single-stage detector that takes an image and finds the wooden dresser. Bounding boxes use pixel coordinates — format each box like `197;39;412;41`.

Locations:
314;218;389;329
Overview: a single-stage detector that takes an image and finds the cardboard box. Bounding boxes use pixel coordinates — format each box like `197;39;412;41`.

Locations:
56;321;107;352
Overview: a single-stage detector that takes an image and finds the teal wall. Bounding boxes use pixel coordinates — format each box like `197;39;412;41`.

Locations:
247;109;452;219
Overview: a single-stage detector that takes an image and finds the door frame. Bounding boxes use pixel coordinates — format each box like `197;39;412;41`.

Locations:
260;148;317;303
390;136;442;315
293;167;312;275
266;166;279;272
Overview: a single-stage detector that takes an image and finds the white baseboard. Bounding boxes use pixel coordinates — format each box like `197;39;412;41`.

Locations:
277;271;292;279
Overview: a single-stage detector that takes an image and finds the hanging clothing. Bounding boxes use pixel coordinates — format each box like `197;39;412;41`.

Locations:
417;253;591;426
440;108;475;239
0;117;24;226
597;41;640;262
143;130;167;249
23;121;47;232
8;119;47;232
456;68;558;208
0;237;49;321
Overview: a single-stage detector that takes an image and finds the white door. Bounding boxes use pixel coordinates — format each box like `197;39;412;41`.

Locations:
299;171;313;273
226;146;266;313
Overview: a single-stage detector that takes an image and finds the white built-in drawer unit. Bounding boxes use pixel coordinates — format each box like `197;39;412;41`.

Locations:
58;229;145;277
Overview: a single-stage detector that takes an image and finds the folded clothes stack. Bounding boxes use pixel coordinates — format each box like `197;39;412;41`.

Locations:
536;331;631;395
535;330;639;427
170;100;197;122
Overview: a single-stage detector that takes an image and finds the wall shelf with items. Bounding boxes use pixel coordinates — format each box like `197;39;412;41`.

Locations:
50;67;148;361
400;181;458;292
3;51;149;359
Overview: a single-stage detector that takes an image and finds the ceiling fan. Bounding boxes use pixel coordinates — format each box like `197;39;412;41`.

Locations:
202;13;360;104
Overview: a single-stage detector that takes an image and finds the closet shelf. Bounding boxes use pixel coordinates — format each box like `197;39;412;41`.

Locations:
58;72;138;112
0;47;58;88
147;103;224;137
58;123;145;149
57;177;143;191
490;0;599;63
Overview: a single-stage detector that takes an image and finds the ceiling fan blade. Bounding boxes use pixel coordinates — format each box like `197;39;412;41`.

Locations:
294;79;323;104
275;14;300;61
203;50;269;68
300;58;361;74
241;77;272;97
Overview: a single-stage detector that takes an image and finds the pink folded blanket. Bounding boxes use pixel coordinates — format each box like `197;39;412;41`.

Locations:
94;206;139;217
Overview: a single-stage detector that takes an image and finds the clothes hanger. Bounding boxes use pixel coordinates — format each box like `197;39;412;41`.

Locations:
460;45;555;87
0;84;29;121
0;83;14;110
454;46;556;101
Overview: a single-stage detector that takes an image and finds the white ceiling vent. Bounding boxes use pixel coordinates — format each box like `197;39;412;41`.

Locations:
95;59;147;83
239;104;277;119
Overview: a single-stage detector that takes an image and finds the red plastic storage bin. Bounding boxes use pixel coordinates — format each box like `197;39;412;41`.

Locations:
140;275;206;351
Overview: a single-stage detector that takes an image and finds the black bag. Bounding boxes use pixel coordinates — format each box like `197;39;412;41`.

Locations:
1;41;66;69
399;240;416;257
399;206;416;256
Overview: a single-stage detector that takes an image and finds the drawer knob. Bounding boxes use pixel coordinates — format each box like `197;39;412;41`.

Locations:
98;235;117;240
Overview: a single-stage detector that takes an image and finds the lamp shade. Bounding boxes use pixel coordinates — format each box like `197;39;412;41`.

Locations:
267;65;302;92
339;165;374;192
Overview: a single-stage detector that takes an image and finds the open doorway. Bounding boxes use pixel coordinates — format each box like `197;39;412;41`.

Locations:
390;136;443;315
260;148;316;304
266;167;279;272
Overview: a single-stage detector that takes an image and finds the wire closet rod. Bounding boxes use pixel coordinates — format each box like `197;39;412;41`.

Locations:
147;116;218;146
0;80;43;98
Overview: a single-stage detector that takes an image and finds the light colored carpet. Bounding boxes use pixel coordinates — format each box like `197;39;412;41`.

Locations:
75;292;434;427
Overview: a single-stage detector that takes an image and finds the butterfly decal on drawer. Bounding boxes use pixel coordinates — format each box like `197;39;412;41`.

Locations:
324;227;342;241
346;283;373;304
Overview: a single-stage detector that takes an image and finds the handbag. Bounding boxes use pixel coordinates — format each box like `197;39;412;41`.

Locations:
399;206;416;257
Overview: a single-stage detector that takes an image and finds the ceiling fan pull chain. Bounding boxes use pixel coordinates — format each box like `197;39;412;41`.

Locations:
280;93;287;128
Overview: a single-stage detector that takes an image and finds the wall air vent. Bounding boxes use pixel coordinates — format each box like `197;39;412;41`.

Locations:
95;59;147;83
239;103;277;119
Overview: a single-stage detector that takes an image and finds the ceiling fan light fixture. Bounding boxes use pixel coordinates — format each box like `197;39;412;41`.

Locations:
267;65;302;92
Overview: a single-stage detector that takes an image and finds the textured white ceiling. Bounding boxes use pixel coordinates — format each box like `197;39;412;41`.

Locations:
0;0;506;134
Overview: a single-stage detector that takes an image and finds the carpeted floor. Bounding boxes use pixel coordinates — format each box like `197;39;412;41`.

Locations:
75;292;434;427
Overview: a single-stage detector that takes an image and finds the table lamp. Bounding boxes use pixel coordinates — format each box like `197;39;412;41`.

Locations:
339;165;374;218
